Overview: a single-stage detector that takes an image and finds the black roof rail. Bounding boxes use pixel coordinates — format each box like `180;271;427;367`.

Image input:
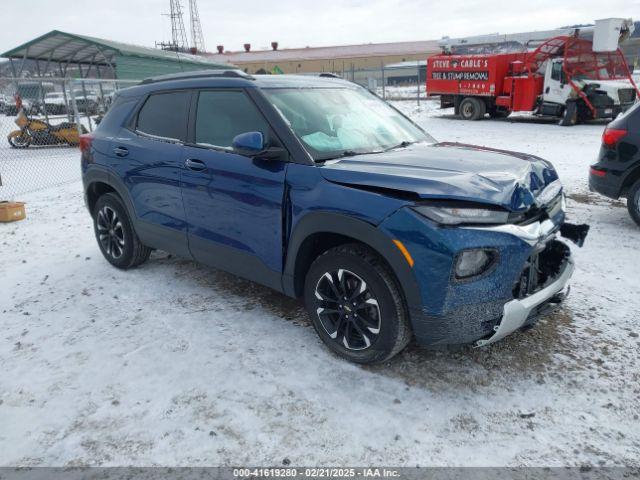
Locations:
318;73;341;78
141;69;254;84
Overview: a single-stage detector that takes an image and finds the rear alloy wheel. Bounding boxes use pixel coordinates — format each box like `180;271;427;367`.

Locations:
459;97;486;121
96;206;126;260
627;180;640;227
304;244;411;364
93;193;151;269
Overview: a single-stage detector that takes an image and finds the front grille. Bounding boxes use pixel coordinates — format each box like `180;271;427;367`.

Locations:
619;88;636;104
513;240;570;299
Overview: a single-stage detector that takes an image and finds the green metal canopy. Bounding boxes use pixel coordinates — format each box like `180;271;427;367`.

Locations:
1;30;233;79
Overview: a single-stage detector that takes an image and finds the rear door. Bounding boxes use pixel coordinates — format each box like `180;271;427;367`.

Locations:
181;89;288;289
108;90;191;257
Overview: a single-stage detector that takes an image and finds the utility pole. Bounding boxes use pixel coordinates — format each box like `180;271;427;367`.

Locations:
156;0;188;52
188;0;206;53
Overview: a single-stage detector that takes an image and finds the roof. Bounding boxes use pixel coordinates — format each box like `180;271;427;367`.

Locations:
205;40;440;64
0;30;231;68
119;72;355;98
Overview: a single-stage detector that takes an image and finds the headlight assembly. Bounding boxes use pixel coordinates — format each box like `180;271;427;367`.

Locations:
413;205;510;225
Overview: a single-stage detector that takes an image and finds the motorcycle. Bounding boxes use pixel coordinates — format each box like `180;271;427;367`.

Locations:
7;109;87;148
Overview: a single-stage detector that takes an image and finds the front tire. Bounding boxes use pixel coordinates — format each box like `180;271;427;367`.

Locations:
559;101;577;126
93;193;151;269
627;180;640;227
304;244;411;364
8;130;31;148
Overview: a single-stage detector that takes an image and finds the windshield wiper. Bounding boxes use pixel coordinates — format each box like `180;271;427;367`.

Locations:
384;140;415;152
320;150;380;161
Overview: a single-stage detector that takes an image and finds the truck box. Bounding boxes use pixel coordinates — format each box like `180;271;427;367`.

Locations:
427;52;526;97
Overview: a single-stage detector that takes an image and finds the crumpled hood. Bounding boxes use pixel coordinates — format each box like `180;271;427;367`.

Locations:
319;142;560;212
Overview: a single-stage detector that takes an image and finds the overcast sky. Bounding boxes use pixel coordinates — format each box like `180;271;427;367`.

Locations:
1;0;638;54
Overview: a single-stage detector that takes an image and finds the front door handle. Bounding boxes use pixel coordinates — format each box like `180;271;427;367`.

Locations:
113;146;129;157
185;158;207;171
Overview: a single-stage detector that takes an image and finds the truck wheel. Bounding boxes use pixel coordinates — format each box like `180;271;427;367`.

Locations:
304;244;412;364
459;97;486;120
93;193;152;269
559;101;577;126
627;180;640;227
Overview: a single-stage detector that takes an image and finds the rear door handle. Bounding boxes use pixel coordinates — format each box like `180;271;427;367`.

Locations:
185;158;207;171
113;146;129;157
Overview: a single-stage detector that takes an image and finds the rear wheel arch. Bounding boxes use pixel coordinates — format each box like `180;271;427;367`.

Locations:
86;181;116;213
84;168;138;222
283;213;422;313
621;166;640;197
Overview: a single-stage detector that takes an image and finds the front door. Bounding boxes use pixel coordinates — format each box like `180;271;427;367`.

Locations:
543;60;572;106
181;89;288;289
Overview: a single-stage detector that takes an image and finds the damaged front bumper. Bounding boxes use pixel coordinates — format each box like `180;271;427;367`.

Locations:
475;250;573;347
470;221;588;347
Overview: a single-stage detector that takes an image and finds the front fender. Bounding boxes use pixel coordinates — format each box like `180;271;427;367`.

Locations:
282;211;423;315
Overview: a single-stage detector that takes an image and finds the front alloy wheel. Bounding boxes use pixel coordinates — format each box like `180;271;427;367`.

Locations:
304;244;412;364
314;269;381;350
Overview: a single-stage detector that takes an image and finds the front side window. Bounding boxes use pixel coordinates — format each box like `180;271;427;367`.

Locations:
136;91;190;141
195;90;270;148
263;86;433;161
551;62;563;82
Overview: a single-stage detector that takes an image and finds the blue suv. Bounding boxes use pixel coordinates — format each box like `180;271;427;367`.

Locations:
81;70;588;364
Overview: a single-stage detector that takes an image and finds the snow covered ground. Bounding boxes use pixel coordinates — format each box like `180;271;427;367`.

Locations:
1;100;639;467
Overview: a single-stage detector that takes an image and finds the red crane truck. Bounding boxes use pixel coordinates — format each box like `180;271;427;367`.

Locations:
426;34;639;125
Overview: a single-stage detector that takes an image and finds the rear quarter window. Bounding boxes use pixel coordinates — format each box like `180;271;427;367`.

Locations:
136;91;190;141
95;94;138;132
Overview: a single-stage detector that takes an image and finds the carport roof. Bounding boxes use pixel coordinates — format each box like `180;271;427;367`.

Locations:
1;30;232;68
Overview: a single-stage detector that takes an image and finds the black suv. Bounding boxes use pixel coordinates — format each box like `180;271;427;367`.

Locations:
590;101;640;225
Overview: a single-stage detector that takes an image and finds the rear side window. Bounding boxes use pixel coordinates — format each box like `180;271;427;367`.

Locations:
136;91;190;141
96;94;139;132
195;90;270;148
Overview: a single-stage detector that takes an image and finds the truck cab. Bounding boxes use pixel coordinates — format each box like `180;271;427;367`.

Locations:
542;59;572;108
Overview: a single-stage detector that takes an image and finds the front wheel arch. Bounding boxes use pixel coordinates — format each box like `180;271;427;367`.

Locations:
283;213;422;315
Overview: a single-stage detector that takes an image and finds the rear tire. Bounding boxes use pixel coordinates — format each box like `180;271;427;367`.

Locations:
93;193;151;269
304;244;411;364
459;97;486;121
627;180;640;227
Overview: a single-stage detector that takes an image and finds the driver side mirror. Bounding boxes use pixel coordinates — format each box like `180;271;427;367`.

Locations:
232;131;286;160
232;131;264;156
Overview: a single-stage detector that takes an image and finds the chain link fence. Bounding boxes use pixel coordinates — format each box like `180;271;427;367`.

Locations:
339;61;427;101
0;78;137;200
